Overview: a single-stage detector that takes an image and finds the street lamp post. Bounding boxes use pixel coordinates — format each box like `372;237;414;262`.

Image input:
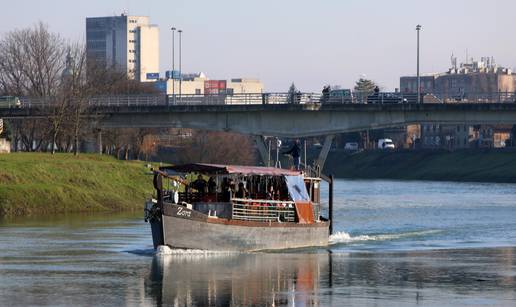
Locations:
178;29;183;100
171;27;176;105
416;24;422;104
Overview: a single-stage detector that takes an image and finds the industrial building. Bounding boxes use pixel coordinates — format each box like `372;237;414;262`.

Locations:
400;56;516;98
86;14;159;82
154;73;264;95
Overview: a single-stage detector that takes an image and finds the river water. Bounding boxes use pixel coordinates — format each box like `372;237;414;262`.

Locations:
1;179;516;306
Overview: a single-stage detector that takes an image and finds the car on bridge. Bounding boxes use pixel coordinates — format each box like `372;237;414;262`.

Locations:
325;89;353;104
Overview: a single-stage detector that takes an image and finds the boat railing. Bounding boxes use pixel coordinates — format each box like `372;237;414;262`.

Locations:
231;198;296;223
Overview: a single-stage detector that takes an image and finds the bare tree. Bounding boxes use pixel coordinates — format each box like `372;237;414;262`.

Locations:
0;22;162;155
0;22;67;151
65;44;93;156
0;22;65;96
140;134;158;161
177;130;256;165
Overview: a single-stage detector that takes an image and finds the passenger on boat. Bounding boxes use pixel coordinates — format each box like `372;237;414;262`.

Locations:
266;185;276;200
207;177;217;194
221;178;232;201
235;182;248;198
192;175;207;194
229;178;236;193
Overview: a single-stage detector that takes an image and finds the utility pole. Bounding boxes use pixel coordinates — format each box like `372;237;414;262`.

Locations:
416;24;422;104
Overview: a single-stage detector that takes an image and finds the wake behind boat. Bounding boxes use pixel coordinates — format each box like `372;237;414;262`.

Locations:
144;163;334;251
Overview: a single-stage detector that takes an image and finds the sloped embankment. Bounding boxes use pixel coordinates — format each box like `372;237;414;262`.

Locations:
0;153;154;216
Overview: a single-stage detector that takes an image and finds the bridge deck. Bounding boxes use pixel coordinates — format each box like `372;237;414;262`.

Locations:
2;96;516;137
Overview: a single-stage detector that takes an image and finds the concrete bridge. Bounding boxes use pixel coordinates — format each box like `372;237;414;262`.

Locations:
3;101;516;137
2;95;516;168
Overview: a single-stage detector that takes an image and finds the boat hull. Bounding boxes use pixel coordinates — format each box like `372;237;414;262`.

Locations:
160;203;329;251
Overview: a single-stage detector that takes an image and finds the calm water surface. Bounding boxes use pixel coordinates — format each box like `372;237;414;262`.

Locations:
1;179;516;306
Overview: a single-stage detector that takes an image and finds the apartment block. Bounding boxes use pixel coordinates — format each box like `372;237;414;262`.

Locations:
86;14;159;82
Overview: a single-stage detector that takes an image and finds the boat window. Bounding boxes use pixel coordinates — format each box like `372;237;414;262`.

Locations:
284;175;310;201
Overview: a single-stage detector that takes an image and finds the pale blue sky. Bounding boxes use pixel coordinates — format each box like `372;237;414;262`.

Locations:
1;0;515;91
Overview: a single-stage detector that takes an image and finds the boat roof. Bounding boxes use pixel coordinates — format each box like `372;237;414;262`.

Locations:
160;163;302;176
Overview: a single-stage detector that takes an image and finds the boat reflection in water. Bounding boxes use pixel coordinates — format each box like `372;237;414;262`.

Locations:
146;251;328;306
144;247;516;306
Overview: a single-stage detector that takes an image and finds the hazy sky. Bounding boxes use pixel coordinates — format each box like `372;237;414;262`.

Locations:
1;0;515;91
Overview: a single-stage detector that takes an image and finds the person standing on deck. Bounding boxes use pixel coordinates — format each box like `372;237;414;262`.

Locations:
283;140;301;170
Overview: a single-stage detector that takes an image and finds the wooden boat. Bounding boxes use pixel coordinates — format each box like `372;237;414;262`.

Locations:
145;163;333;251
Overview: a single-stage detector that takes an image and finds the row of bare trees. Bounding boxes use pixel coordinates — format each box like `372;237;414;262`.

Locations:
0;22;160;156
0;22;258;164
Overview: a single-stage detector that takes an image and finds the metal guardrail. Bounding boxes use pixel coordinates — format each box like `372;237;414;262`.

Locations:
89;95;167;106
3;91;516;109
166;92;324;106
231;198;296;222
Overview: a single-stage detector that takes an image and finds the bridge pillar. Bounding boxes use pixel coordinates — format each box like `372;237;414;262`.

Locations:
81;129;103;154
81;138;96;153
315;135;335;171
254;135;270;167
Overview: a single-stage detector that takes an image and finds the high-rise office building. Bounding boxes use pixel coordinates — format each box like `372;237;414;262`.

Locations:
86;14;159;82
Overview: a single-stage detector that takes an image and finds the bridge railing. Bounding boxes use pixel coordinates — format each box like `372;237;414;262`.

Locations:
89;95;167;107
434;92;516;104
166;92;324;105
5;91;516;109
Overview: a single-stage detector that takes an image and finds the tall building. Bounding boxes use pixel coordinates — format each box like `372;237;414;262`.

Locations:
86;14;159;82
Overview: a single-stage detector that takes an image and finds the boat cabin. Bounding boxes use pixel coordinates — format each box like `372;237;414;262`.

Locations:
155;163;324;224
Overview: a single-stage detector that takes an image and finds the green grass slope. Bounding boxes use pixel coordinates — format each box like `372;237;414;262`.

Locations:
325;149;516;183
0;153;154;216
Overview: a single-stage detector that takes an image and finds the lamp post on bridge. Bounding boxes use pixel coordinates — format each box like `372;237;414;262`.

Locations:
170;27;176;105
178;29;183;101
416;24;422;104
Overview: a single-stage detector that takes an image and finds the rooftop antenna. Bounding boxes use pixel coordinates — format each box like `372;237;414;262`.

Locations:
451;53;457;70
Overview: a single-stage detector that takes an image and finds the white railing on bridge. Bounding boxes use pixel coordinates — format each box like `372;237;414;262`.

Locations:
166;92;323;106
4;91;516;109
89;95;167;107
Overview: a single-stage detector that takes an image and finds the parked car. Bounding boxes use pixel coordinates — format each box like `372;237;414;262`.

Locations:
327;89;353;104
378;138;395;150
344;142;359;151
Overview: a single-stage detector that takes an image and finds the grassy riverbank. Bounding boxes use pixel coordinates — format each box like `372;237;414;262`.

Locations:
324;149;516;183
0;153;154;216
